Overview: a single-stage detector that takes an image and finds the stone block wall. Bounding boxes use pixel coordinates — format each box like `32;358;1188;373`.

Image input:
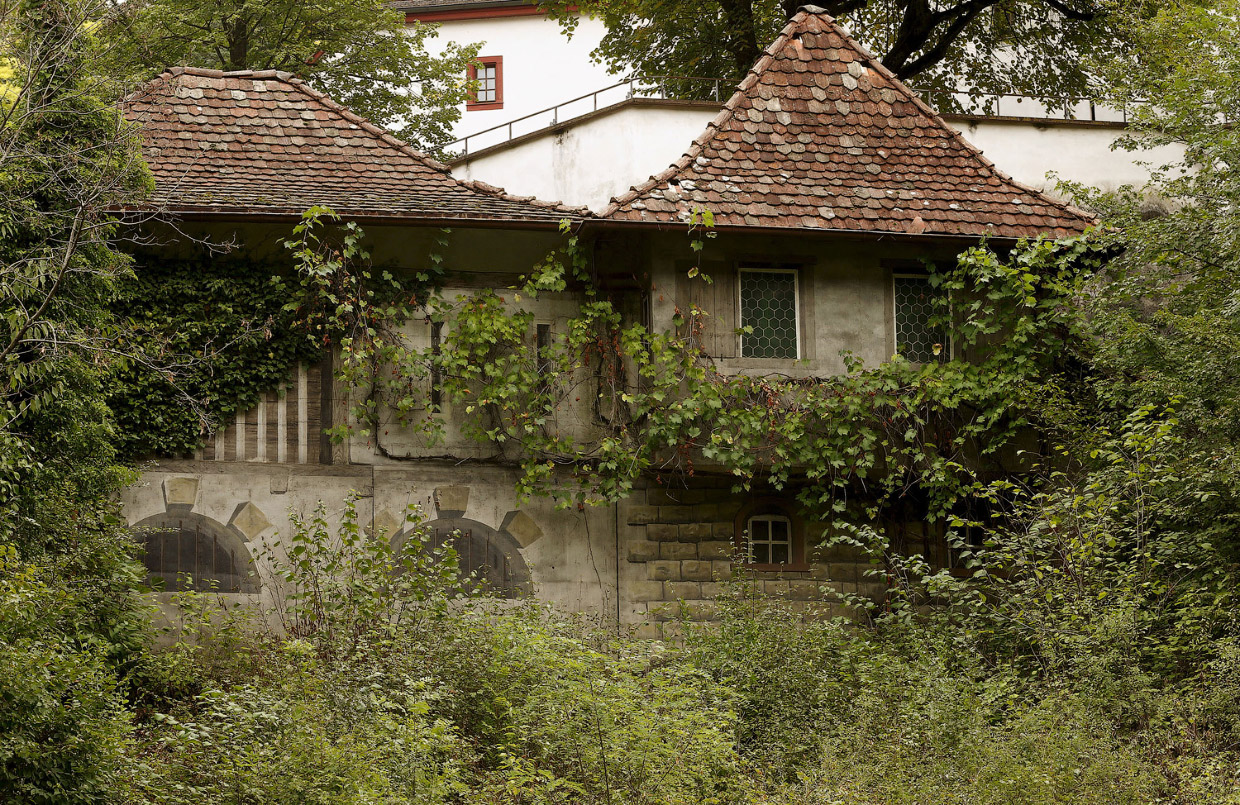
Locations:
617;481;890;636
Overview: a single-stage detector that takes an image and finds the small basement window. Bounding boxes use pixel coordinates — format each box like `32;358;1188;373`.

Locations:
467;56;503;110
745;514;794;565
739;266;800;359
893;273;948;363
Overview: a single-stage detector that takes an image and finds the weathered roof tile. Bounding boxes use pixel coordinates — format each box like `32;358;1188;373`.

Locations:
123;67;587;224
603;8;1092;239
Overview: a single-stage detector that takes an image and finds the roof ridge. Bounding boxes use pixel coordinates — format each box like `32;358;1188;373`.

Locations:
602;6;1094;237
599;17;801;218
830;15;1095;229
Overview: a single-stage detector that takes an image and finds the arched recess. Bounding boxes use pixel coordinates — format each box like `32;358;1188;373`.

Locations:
395;517;533;599
132;512;259;593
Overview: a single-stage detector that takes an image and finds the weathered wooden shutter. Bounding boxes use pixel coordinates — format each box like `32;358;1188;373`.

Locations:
677;261;737;359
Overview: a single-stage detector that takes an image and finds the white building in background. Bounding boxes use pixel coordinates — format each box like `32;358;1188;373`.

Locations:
397;0;616;143
404;0;1181;212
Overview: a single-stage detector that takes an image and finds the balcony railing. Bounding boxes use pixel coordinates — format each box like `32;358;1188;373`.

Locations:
919;91;1130;124
445;76;1127;158
446;75;726;157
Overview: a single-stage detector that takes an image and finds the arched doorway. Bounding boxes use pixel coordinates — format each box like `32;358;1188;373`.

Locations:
132;512;258;593
396;518;532;598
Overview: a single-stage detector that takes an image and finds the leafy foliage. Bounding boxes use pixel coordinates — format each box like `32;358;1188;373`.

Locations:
106;258;322;459
98;0;481;149
543;0;1147;108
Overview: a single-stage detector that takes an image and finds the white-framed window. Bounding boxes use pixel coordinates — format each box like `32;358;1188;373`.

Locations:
893;273;948;363
738;265;800;359
745;514;794;565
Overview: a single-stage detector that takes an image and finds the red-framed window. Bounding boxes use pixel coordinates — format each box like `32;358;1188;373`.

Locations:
467;56;503;110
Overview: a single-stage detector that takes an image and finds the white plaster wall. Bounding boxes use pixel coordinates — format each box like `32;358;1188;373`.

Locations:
947;117;1185;196
418;13;615;142
456;105;1187;213
454;103;720;209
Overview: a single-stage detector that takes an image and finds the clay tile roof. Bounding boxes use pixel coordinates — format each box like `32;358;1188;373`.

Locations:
602;6;1094;240
123;67;587;224
390;0;526;9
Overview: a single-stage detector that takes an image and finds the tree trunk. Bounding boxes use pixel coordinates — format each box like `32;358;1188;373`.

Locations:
718;0;762;80
226;15;250;70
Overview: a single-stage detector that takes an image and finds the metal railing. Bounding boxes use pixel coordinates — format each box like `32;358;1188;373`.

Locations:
918;91;1130;124
447;75;726;157
446;78;1129;158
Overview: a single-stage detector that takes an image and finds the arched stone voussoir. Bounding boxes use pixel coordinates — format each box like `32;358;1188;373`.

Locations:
229;501;275;541
500;510;544;548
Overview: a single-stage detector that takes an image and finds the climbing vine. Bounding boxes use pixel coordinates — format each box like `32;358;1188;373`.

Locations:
291;209;1109;533
106;256;321;458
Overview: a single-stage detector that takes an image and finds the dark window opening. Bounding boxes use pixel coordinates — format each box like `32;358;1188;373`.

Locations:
398;518;532;599
430;320;443;413
135;514;257;593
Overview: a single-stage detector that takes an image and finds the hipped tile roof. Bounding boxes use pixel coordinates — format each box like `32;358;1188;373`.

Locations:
603;6;1094;239
391;0;527;9
123;67;587;224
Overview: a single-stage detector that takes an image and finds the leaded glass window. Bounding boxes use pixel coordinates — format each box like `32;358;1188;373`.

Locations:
739;268;799;359
894;274;948;363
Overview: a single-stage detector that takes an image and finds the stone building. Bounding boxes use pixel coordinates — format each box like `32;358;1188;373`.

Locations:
120;7;1091;630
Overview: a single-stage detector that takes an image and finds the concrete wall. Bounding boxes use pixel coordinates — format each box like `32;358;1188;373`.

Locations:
122;220;986;624
416;13;614;143
454;104;1187;212
453;100;724;209
644;230;964;377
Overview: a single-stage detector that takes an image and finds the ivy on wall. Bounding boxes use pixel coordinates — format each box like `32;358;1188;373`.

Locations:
289;210;1110;530
106;258;322;459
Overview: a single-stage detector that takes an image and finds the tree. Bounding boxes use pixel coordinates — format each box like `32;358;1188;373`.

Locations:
543;0;1146;108
98;0;480;149
1;1;155;800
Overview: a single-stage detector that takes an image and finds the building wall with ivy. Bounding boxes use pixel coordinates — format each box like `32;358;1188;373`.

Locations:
119;220;982;623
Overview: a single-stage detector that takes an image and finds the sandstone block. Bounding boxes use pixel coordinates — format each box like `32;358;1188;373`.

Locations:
647;560;681;582
828;563;859;583
163;477;199;508
660;542;697;561
626;506;660;525
626;541;660;562
501;510;544;547
229;502;273;540
647;523;679;542
681;560;714;582
678;522;713;542
434;485;470;517
665;581;702;600
698;541;735;561
629;581;666;602
657;505;699;523
788;580;824;599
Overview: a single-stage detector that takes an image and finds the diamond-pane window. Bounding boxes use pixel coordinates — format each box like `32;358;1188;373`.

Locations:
894;274;948;363
739;268;799;359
